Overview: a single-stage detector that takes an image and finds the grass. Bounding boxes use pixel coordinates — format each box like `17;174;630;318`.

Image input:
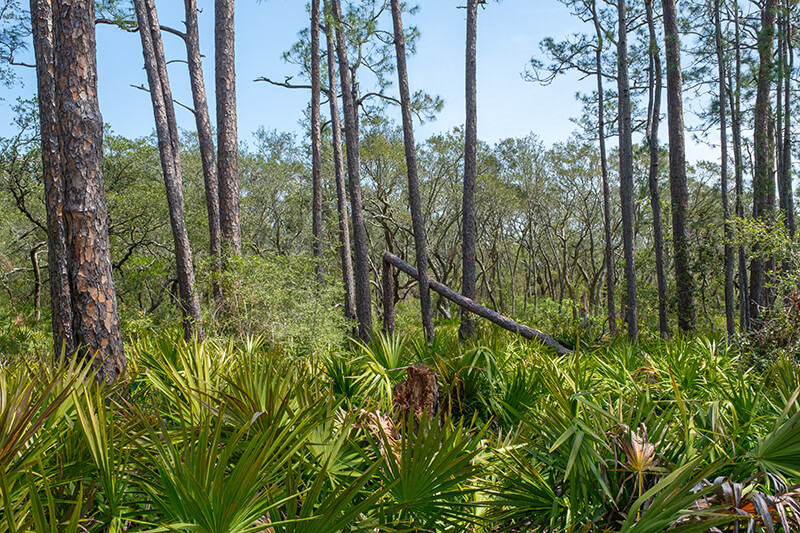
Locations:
1;326;799;532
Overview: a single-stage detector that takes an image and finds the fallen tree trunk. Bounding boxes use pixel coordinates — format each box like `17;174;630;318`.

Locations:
383;252;572;356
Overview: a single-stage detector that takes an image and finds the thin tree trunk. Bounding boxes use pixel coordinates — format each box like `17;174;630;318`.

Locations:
459;0;478;340
616;0;637;341
133;0;204;340
390;0;434;343
784;0;794;237
591;0;616;337
183;0;222;306
662;0;696;333
750;0;777;322
216;0;240;255
54;0;125;382
331;0;372;342
729;1;749;330
645;0;669;338
30;0;73;356
716;0;735;336
323;10;356;325
311;0;324;282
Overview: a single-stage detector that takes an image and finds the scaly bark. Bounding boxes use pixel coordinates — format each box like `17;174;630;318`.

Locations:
390;0;434;343
662;0;696;333
331;0;372;341
216;0;241;255
30;0;73;356
616;0;638;341
54;0;125;382
645;0;668;338
459;0;479;340
311;0;324;282
323;8;356;325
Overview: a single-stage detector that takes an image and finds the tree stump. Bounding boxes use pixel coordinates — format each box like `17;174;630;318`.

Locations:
392;364;439;431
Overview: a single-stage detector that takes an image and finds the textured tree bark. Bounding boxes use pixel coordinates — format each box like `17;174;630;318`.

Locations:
311;0;324;283
645;0;669;339
385;252;571;356
616;0;638;342
184;0;222;305
715;0;735;336
54;0;125;382
30;0;73;357
133;0;204;340
750;0;776;323
331;0;372;342
390;0;434;343
783;1;793;237
591;2;616;337
323;11;356;325
661;0;696;333
459;0;478;341
382;257;395;336
216;0;241;255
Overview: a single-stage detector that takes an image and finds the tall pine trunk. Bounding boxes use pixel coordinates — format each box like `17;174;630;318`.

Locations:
459;0;478;340
133;0;204;340
644;0;668;338
54;0;125;382
331;0;372;341
662;0;696;333
616;0;637;341
184;0;222;306
715;0;735;336
216;0;240;255
323;7;356;325
311;0;324;282
390;0;434;343
591;1;616;337
750;0;777;323
30;0;73;356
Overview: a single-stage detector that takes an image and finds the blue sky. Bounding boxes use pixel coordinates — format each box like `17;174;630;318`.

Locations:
1;0;716;160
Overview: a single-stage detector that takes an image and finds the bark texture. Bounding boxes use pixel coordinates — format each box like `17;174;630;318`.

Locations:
662;0;696;333
54;0;125;382
133;0;204;340
311;0;324;282
459;0;478;340
324;11;356;325
31;0;73;356
645;0;668;338
750;0;776;322
184;0;222;305
216;0;241;255
331;0;373;342
616;0;638;342
390;0;434;343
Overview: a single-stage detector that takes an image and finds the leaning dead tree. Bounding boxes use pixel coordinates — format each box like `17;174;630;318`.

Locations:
383;252;572;356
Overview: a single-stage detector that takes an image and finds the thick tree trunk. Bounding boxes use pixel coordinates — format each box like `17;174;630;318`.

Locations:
750;0;777;322
591;2;616;337
30;0;73;356
459;0;478;341
323;12;356;325
616;0;637;342
331;0;372;342
216;0;240;255
54;0;125;382
133;0;204;340
715;0;735;336
661;0;696;333
384;252;571;355
311;0;324;282
390;0;434;343
783;1;793;237
184;0;222;305
645;0;669;338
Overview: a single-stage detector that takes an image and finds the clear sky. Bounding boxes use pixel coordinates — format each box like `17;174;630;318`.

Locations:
0;0;716;160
